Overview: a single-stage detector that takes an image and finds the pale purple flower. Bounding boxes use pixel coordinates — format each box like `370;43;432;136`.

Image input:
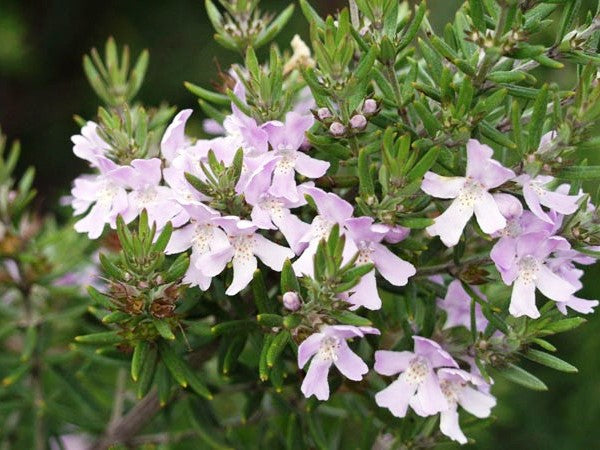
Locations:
374;337;458;418
343;217;416;310
298;325;380;400
259;111;329;202
71;121;110;166
71;157;132;239
293;187;355;277
243;158;311;253
437;369;496;445
165;203;228;290
202;118;226;136
491;231;576;318
223;79;269;156
161;109;193;163
197;217;294;295
515;174;580;223
283;292;301;311
422;139;515;247
438;280;487;332
121;158;186;229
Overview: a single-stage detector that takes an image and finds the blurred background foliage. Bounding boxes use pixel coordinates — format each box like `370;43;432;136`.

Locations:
0;0;598;448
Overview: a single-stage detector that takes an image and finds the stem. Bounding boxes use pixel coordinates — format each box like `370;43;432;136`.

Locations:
415;256;492;277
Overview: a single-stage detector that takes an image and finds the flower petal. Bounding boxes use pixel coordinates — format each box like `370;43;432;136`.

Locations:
440;408;468;445
295;152;329;178
509;278;539;318
426;199;473;247
333;341;368;381
457;386;496;418
474;192;507;234
410;371;448;416
372;243;415;286
253;234;294;271
301;358;332;400
375;378;417;418
421;172;465;199
536;264;576;303
297;333;324;368
374;350;415;376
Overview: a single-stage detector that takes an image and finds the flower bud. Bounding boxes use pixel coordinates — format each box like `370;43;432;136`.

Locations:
350;114;367;130
329;122;346;136
363;99;377;114
317;107;333;120
283;291;301;311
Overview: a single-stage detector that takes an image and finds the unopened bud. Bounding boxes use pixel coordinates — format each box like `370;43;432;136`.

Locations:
329;122;346;136
363;99;377;114
283;292;301;311
318;107;333;120
350;114;367;130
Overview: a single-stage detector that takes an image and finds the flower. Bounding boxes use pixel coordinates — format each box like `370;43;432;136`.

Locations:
121;158;186;229
298;325;379;400
422;139;515;247
293;187;355;277
515;174;580;224
491;231;576;318
197;216;294;295
243;158;311;254
160;109;193;163
165;203;229;290
437;368;496;444
343;217;416;310
71;121;110;166
438;280;488;332
374;337;458;417
259;111;329;202
71;157;132;239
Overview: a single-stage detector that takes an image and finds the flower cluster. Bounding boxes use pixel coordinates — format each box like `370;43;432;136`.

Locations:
59;1;600;448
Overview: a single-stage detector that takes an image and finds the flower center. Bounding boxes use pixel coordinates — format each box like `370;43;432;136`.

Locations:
501;219;522;238
403;356;429;385
274;148;297;174
312;216;334;240
440;379;463;404
232;235;255;260
518;255;540;284
97;181;119;207
317;336;340;362
191;223;214;254
357;241;374;264
134;186;158;206
260;196;285;220
530;181;546;197
457;178;484;208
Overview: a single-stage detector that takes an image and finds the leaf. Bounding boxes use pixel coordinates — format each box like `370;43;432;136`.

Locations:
154;319;176;340
158;341;188;388
330;310;372;327
184;81;233;105
281;259;301;293
406;146;440;181
523;349;578;373
75;331;122;345
494;363;548;391
358;148;375;197
257;314;284;327
542;317;586;334
211;319;257;336
131;341;150;381
555;166;600;180
266;331;290;368
527;84;549;151
136;345;158;398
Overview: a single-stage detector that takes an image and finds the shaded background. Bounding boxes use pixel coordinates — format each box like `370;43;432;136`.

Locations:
0;0;599;448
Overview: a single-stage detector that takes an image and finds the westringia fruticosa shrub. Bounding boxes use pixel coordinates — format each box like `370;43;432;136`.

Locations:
2;0;600;448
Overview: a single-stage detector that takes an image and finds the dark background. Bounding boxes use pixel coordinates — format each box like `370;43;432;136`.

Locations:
1;1;599;448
